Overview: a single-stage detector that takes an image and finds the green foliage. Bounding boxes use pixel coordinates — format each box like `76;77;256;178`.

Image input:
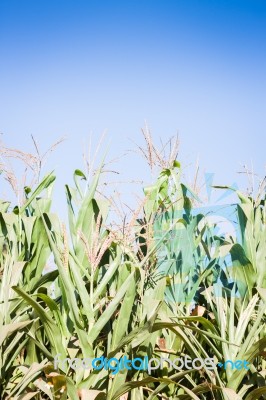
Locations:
0;162;265;399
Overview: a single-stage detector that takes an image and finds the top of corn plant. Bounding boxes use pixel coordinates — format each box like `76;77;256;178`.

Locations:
0;132;265;400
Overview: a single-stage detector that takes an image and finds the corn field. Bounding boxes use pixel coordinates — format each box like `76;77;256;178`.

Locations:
0;146;266;399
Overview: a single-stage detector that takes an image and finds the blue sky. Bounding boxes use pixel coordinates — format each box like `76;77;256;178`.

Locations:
0;0;265;216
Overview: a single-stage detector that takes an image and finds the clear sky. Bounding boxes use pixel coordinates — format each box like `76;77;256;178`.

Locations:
0;0;265;216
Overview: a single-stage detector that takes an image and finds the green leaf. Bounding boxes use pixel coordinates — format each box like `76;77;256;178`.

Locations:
12;286;67;359
74;169;86;179
111;377;175;400
19;172;56;214
245;386;266;400
0;321;32;347
173;160;181;168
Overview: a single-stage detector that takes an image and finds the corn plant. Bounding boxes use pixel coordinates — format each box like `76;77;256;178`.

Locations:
0;154;265;399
